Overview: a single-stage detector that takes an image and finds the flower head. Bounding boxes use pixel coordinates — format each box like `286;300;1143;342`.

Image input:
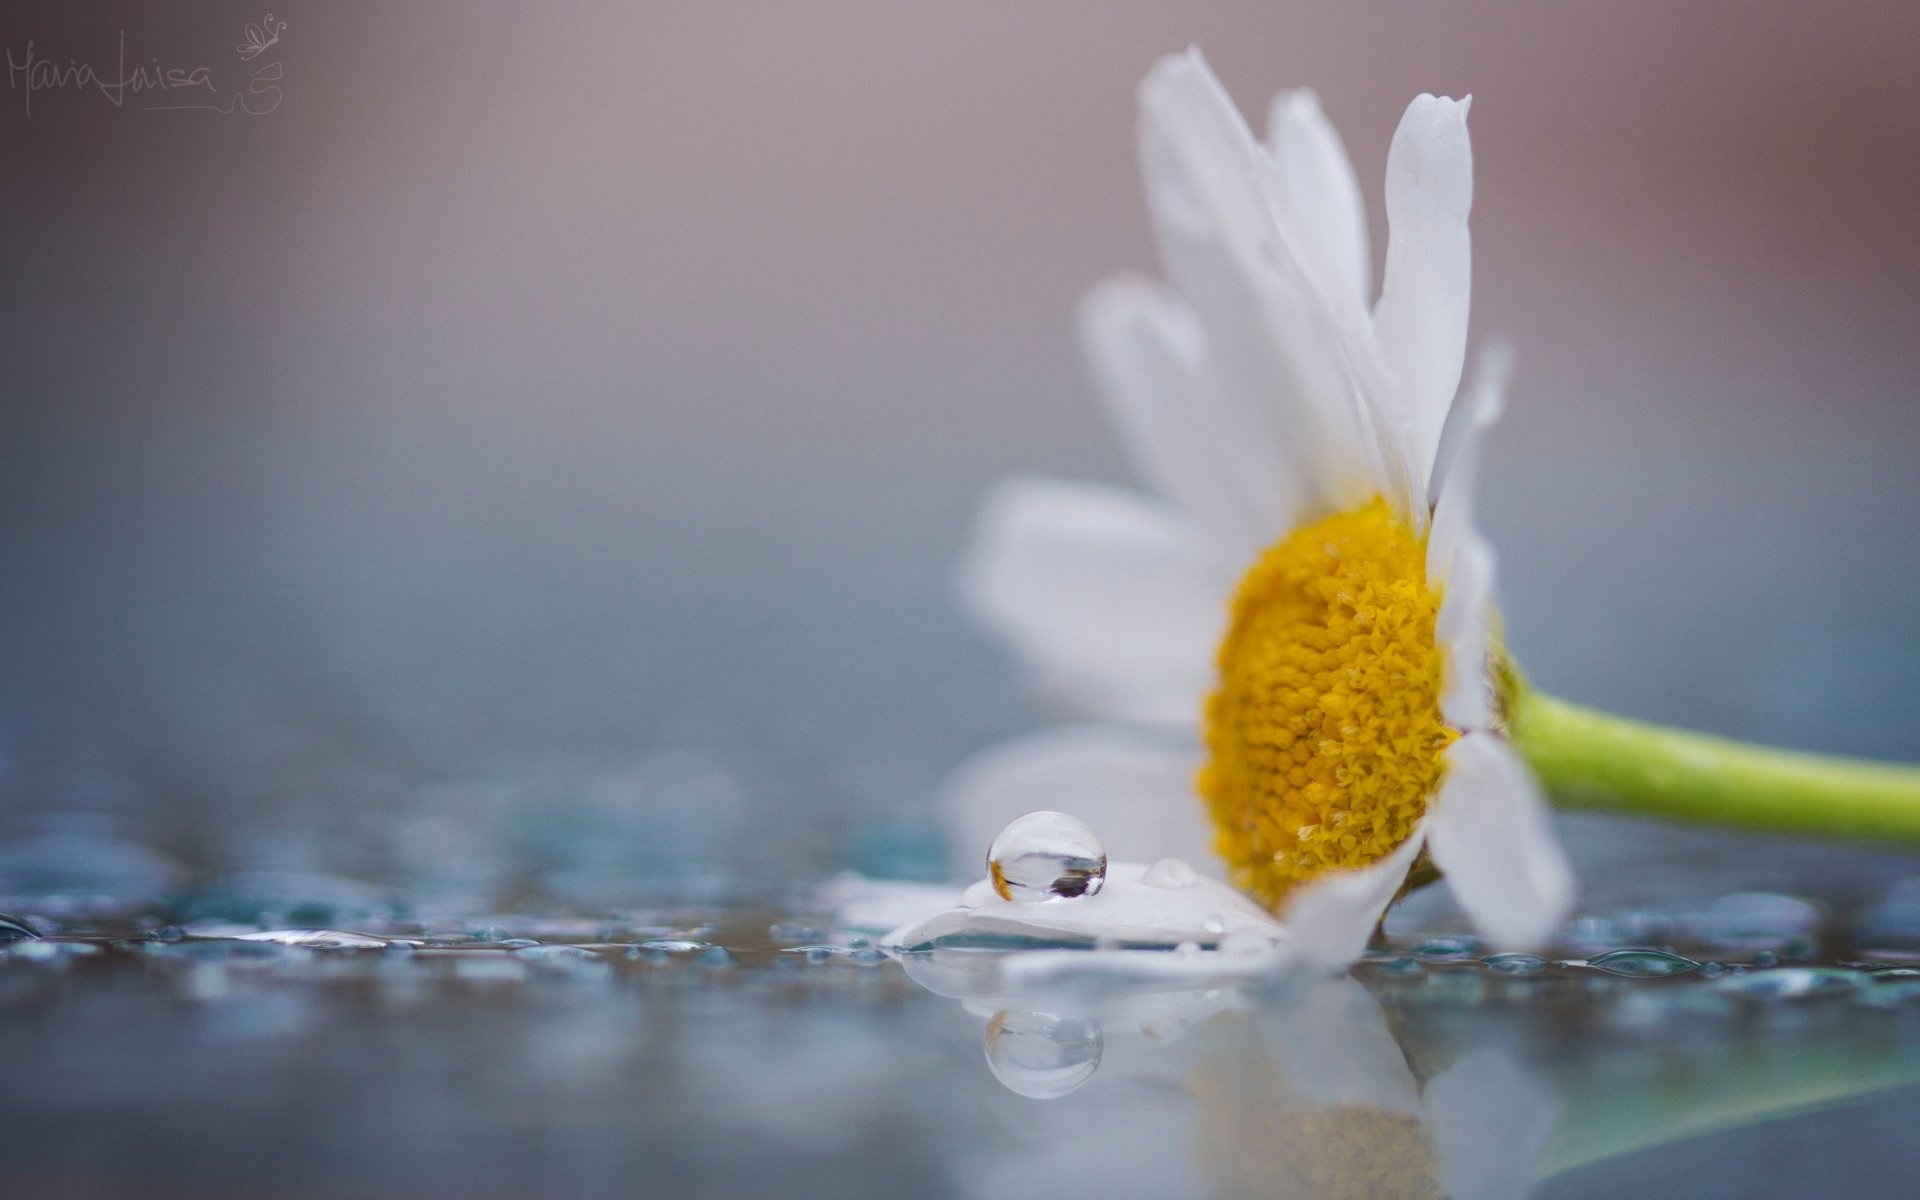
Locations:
952;49;1574;964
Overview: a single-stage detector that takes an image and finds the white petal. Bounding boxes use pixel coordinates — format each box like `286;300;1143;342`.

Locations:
956;476;1231;727
1423;1049;1560;1200
1373;94;1474;487
1137;49;1383;512
1267;89;1372;311
1266;977;1421;1115
1425;733;1574;951
1079;276;1301;555
938;724;1217;880
1435;533;1496;729
1280;824;1428;970
1426;343;1510;585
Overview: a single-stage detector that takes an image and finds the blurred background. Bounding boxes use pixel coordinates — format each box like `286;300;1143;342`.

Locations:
0;0;1915;899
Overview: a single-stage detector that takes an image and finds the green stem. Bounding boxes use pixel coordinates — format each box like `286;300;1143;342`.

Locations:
1509;690;1920;846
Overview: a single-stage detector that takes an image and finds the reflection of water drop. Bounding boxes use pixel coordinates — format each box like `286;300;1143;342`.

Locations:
1587;949;1701;978
1140;858;1198;889
983;1010;1103;1099
987;812;1106;903
1483;952;1545;975
1715;967;1867;1001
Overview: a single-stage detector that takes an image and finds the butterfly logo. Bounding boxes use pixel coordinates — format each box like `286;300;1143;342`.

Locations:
237;14;286;61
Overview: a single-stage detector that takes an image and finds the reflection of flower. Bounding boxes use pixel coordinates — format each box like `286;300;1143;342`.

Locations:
1190;980;1554;1200
238;14;286;61
950;48;1572;965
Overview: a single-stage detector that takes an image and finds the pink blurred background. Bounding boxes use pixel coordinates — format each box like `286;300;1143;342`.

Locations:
0;1;1915;878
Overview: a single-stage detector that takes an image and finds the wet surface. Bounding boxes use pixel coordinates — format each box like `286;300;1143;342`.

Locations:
5;877;1920;1199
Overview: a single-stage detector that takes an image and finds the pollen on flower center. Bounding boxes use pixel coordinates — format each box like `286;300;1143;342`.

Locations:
1199;496;1454;912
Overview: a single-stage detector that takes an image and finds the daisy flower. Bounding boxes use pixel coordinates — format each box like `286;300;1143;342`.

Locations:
952;48;1573;965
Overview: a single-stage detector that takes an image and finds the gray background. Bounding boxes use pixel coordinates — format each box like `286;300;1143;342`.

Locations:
0;0;1915;888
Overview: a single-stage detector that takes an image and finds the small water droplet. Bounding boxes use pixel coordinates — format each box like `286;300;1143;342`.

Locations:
1587;949;1701;978
1140;858;1197;889
497;938;540;949
988;812;1107;903
231;929;391;949
0;915;41;942
1414;935;1479;958
1483;952;1545;975
1382;956;1423;975
697;945;734;967
849;947;887;966
628;938;709;961
1752;950;1780;968
983;1010;1103;1099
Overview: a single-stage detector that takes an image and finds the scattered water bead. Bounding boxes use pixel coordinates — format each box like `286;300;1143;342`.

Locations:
0;915;42;942
1714;967;1868;1001
629;939;709;962
987;812;1107;903
231;929;393;949
849;947;888;966
1752;950;1780;968
1413;935;1480;958
1483;953;1545;975
1586;949;1701;978
697;946;735;968
982;1010;1104;1099
1140;858;1199;889
1382;956;1423;976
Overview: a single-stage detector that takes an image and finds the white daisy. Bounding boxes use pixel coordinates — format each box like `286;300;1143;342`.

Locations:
951;48;1574;966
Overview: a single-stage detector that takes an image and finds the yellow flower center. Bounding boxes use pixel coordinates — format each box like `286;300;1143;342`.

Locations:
1199;496;1454;912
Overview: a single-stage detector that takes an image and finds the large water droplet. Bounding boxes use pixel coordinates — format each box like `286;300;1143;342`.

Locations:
0;914;42;942
987;812;1106;903
1586;949;1701;978
983;1010;1103;1099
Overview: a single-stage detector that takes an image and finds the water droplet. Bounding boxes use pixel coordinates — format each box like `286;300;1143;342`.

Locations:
1715;967;1867;1001
497;938;540;949
849;947;887;966
1414;935;1480;958
1140;858;1197;889
1587;949;1701;978
1382;956;1423;975
628;938;708;961
1483;953;1545;975
697;945;734;968
983;1010;1103;1099
987;812;1107;902
0;915;42;942
230;929;392;949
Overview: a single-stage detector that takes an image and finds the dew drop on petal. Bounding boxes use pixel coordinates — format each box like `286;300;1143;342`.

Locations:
987;812;1106;903
983;1010;1103;1099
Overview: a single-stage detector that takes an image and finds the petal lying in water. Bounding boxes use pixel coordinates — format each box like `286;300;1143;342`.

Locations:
885;861;1281;952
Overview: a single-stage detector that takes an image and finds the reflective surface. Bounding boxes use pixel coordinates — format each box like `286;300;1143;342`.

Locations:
5;877;1920;1199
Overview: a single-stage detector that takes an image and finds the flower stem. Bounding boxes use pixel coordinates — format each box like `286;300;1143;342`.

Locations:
1509;690;1920;846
